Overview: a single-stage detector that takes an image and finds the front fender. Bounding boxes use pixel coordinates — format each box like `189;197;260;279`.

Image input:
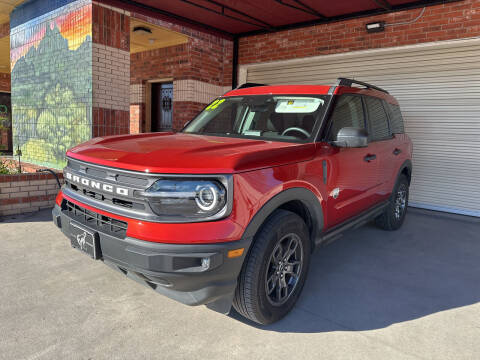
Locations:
241;187;324;247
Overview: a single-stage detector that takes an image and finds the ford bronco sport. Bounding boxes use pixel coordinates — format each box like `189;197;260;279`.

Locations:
52;78;412;325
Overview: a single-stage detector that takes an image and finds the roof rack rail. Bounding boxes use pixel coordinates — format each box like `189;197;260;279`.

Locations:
336;77;389;94
236;82;267;89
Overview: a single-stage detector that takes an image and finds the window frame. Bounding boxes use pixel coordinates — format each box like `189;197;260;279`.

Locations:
384;101;405;135
183;94;328;144
363;95;393;143
323;93;368;142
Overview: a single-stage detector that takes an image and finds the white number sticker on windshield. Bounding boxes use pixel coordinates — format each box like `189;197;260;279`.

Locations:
275;98;323;113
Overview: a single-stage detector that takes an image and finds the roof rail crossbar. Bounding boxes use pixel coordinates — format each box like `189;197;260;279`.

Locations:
236;83;267;89
336;77;389;94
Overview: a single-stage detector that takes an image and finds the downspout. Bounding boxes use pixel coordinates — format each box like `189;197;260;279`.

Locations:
232;37;239;89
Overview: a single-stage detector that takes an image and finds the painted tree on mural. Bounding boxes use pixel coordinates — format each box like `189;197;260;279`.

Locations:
11;19;92;168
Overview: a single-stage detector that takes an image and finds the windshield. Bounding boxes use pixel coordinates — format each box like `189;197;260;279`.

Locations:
182;95;327;142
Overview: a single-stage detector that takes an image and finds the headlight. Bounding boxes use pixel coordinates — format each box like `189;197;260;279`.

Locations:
141;178;228;220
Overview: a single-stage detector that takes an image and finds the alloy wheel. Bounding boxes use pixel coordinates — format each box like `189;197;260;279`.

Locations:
394;183;408;220
265;233;304;306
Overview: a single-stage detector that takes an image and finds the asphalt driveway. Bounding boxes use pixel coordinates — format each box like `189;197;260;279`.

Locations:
1;208;479;360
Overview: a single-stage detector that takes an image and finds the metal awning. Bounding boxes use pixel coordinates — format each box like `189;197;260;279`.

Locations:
106;0;462;37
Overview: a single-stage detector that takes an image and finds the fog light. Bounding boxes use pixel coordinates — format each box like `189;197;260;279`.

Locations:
201;257;210;269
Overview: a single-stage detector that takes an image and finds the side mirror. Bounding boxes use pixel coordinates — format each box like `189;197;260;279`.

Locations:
332;127;368;148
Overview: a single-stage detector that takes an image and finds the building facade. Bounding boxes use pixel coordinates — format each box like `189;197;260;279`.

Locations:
4;0;480;216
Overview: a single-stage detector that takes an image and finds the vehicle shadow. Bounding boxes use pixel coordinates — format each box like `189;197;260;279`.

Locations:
0;208;53;223
229;209;480;332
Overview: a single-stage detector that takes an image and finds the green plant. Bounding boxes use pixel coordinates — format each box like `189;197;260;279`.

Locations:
0;159;11;174
0;157;19;175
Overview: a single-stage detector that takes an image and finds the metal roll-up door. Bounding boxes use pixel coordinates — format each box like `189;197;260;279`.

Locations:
245;38;480;217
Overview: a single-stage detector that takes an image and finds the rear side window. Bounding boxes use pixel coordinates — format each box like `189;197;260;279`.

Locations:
386;103;405;134
327;95;365;140
365;96;390;141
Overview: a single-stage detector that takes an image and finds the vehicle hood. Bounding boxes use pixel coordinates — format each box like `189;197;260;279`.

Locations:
67;132;316;174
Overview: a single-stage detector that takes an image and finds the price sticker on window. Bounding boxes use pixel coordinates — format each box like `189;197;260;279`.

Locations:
275;98;323;113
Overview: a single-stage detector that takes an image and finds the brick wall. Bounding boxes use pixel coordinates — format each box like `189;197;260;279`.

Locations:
129;12;233;131
129;83;144;133
92;3;130;137
0;73;10;93
130;43;187;131
173;101;206;130
0;172;63;216
130;12;233;87
130;43;189;84
92;43;130;112
129;103;144;134
238;0;480;64
93;108;130;136
92;3;129;51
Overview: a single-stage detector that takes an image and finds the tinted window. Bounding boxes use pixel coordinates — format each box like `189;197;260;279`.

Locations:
201;101;238;134
386;103;405;134
365;96;390;141
328;95;365;141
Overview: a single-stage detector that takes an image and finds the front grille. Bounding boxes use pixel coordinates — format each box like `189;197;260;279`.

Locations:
67;183;138;209
64;157;151;214
62;200;128;239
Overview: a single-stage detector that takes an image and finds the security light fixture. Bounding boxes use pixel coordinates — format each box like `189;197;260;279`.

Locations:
133;26;152;35
366;21;385;33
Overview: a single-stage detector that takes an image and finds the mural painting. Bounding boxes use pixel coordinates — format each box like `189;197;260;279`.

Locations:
10;0;92;169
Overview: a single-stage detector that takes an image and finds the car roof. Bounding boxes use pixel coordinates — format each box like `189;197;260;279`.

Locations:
224;84;399;105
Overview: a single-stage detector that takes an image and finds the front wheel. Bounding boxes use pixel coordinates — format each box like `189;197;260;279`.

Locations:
233;210;311;325
375;174;409;231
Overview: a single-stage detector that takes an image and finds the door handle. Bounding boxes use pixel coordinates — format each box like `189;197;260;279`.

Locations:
393;148;402;156
364;154;377;162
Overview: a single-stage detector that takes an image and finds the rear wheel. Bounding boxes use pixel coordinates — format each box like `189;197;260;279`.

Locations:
233;210;311;325
376;174;409;230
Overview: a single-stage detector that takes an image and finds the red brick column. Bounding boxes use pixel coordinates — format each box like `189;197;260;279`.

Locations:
92;3;130;137
129;82;145;133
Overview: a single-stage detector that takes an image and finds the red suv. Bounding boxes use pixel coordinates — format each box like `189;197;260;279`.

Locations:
52;78;412;325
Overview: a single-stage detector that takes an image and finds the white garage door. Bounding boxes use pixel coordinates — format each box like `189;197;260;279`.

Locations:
242;38;480;217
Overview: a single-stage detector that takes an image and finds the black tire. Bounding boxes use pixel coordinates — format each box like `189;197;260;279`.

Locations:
375;174;409;231
233;209;311;325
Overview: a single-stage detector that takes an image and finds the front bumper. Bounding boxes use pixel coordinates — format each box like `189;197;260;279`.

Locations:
52;204;251;312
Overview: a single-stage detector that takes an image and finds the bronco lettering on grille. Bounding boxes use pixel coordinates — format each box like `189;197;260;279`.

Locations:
65;172;130;196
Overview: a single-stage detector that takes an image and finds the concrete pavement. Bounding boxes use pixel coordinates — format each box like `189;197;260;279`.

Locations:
1;208;479;360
